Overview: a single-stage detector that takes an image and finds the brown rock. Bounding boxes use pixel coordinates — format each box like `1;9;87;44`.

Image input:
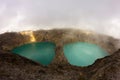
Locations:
0;29;120;80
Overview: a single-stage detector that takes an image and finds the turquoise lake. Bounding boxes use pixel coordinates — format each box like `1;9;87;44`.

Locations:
12;42;109;66
12;42;56;66
63;42;109;66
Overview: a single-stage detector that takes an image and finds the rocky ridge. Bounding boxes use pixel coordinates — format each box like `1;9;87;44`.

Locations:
0;29;120;80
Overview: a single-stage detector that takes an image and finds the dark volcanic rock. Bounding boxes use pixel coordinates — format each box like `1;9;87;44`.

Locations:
0;29;119;54
0;29;120;80
85;49;120;80
0;49;120;80
0;50;84;80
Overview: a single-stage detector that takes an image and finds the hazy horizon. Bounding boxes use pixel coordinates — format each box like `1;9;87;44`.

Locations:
0;0;120;39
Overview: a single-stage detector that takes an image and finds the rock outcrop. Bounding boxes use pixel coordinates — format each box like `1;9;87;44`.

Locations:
85;49;120;80
0;29;120;80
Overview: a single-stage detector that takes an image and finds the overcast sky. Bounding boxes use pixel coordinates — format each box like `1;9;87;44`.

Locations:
0;0;120;39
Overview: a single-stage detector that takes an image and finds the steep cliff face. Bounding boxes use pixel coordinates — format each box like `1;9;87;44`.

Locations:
85;49;120;80
0;29;119;53
0;49;120;80
0;29;120;80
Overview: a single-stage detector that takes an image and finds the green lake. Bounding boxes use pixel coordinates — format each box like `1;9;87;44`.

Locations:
12;42;109;66
12;42;56;66
63;42;109;66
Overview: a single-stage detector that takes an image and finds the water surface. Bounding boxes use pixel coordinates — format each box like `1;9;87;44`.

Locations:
12;42;56;66
63;42;109;66
12;41;109;66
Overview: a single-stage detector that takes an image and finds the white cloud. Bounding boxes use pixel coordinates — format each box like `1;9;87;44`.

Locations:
0;0;120;39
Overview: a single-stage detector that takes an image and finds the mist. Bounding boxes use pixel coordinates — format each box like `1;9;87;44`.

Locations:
0;0;120;39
